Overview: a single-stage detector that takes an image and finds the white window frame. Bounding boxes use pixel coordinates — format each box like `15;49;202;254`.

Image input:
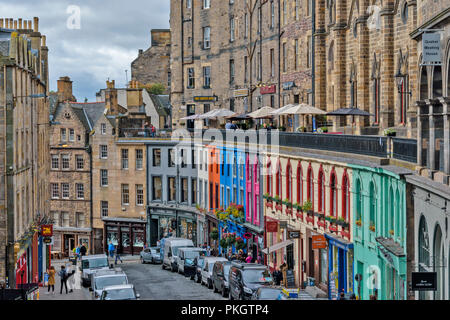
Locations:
100;145;108;159
76;183;84;200
61;183;70;199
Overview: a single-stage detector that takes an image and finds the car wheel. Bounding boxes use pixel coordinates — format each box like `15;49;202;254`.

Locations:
190;275;195;281
229;291;233;300
140;256;144;264
208;279;213;289
162;264;166;270
213;282;218;293
196;275;201;283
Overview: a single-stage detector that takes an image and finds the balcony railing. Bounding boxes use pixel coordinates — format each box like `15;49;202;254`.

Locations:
392;138;417;163
118;128;173;139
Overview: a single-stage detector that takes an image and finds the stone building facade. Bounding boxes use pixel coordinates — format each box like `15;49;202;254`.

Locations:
0;17;50;286
131;29;171;94
314;0;419;137
49;77;105;257
170;0;282;128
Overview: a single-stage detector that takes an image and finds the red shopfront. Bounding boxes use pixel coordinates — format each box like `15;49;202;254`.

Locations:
15;232;39;288
104;218;146;255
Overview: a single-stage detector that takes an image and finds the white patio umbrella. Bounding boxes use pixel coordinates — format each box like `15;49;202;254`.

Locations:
248;106;276;119
199;108;236;119
180;114;203;120
269;104;295;115
280;103;326;132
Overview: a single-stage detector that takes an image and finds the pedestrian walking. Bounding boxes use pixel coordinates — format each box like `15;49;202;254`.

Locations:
273;268;282;286
108;241;115;258
58;265;68;294
280;262;288;287
151;124;156;137
115;248;123;265
80;243;87;256
245;253;252;263
75;245;81;259
66;263;75;293
339;291;346;300
46;266;56;295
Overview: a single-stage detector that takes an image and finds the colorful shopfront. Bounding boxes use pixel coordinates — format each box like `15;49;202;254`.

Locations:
325;233;354;299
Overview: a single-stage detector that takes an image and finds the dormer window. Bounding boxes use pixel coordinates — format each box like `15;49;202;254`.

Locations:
101;123;106;135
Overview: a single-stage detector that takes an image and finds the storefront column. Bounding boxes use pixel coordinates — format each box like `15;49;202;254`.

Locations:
440;98;450;175
416;102;423;166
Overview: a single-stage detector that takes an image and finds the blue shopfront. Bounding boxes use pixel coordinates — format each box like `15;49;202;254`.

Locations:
218;219;247;254
325;233;354;299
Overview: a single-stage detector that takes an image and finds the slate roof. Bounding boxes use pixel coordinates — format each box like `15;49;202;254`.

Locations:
48;93;59;118
406;174;450;200
376;237;405;257
147;92;171;117
69;102;106;131
0;40;9;56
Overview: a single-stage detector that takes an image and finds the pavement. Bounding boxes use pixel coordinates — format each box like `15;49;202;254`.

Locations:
39;254;141;300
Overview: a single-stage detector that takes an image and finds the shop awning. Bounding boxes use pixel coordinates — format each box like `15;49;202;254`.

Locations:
262;239;294;254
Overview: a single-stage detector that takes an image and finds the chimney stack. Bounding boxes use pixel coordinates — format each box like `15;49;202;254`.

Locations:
57;76;76;103
0;19;4;28
13;20;17;29
105;80;119;115
41;35;46;47
18;18;22;29
33;17;39;32
28;20;32;30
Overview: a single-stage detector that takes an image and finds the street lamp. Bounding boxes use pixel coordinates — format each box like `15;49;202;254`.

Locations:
394;70;412;96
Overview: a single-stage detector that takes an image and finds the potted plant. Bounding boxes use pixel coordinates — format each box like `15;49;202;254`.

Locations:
219;238;228;249
263;193;270;200
302;200;313;213
283;198;292;206
384;128;396;137
336;216;347;226
355;219;362;227
235;237;246;251
297;126;306;132
210;228;219;241
389;229;395;236
278;125;286;131
369;222;376;232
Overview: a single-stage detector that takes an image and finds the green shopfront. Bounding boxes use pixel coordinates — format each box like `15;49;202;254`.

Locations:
350;165;409;300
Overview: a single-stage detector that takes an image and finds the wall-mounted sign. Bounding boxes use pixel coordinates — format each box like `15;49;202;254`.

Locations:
43;237;53;244
260;85;276;95
234;89;249;98
279;221;288;229
422;32;441;65
194;96;218;102
312;235;327;249
288;230;301;239
41;225;53;237
412;272;437;291
243;232;253;240
266;221;278;233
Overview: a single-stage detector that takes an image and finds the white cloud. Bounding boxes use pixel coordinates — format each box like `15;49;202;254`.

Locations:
0;0;170;101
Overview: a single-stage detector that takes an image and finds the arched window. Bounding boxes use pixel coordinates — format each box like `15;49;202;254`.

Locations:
432;66;443;98
254;156;259;185
395;189;401;238
297;163;303;205
342;172;350;221
433;225;444;300
420;67;428;100
369;181;376;230
307;164;314;209
267;159;272;195
387;187;394;236
318;167;325;213
330;170;337;218
355;179;362;223
276;159;282;198
286;162;292;201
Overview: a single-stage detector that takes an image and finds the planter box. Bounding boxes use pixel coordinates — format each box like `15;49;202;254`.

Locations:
341;230;350;239
275;204;283;212
317;220;326;228
266;202;273;209
329;225;338;233
285;208;293;215
305;215;314;224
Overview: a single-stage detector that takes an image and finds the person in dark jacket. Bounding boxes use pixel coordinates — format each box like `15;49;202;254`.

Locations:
273;268;283;286
58;266;68;294
80;244;87;256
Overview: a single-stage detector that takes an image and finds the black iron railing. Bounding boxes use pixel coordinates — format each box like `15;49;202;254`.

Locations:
392;138;417;163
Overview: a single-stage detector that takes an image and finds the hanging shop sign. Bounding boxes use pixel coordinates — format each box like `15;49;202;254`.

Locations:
312;235;327;249
412;272;437;291
260;85;276;95
288;230;301;239
41;225;53;237
266;221;278;233
234;89;249;98
194;96;218;102
43;237;52;244
279;221;288;229
243;232;253;240
422;32;441;65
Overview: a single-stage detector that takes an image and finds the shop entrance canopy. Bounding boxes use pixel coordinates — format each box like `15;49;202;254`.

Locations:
262;239;294;254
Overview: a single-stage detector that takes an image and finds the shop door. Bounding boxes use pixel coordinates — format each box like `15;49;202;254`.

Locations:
338;248;345;293
150;219;159;247
106;227;119;253
286;243;294;270
64;234;75;257
132;229;145;255
121;227;131;254
308;238;314;277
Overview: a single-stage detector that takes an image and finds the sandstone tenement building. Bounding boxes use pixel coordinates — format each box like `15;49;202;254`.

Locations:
131;29;171;94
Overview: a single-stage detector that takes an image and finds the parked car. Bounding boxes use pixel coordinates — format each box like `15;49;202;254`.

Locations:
100;284;140;300
79;254;110;288
193;256;206;283
201;257;228;289
228;262;273;300
177;248;206;276
140;247;161;264
212;261;232;297
251;286;286;300
162;238;194;272
91;270;128;300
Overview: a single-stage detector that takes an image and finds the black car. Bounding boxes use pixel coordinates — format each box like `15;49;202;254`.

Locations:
228;262;273;301
212;261;232;297
251;286;286;300
193;256;205;282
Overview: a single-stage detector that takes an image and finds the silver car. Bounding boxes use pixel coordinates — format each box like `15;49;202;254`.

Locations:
140;247;161;264
79;254;110;287
100;284;140;300
91;270;128;300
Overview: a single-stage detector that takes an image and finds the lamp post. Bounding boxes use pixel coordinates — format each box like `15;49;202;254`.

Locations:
394;71;412;96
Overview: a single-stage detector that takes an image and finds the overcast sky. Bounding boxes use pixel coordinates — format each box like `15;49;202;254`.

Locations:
1;0;170;101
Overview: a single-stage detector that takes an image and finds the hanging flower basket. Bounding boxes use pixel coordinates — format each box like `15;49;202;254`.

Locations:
317;220;326;228
210;228;219;240
329;224;338;233
306;215;314;224
369;224;376;232
285;208;293;215
355;219;362;227
220;238;228;248
266;201;273;209
275;204;283;212
296;211;303;220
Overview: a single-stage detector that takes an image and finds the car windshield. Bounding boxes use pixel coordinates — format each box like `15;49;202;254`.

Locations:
242;269;272;284
103;288;135;300
82;258;108;269
259;288;283;300
208;262;216;272
151;248;160;254
223;265;231;280
197;259;205;267
185;251;202;259
95;276;127;290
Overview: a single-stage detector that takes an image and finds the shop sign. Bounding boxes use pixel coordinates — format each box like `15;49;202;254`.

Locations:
266;221;278;233
422;32;441;65
234;89;249;98
412;272;437;291
260;85;276;95
243;232;252;240
312;235;327;249
43;237;52;244
194;96;218;102
279;221;287;229
282;81;296;91
288;230;301;239
41;225;53;237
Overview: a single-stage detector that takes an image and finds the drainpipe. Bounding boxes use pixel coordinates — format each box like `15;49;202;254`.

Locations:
88;143;93;253
311;0;316;107
278;0;281;110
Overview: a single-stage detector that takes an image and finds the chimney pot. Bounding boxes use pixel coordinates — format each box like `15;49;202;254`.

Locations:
33;17;39;32
0;19;4;28
14;20;17;29
28;20;32;30
18;18;22;29
9;19;13;29
42;35;46;47
139;49;143;55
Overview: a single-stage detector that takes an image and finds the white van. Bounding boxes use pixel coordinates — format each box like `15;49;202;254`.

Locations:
161;238;194;272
